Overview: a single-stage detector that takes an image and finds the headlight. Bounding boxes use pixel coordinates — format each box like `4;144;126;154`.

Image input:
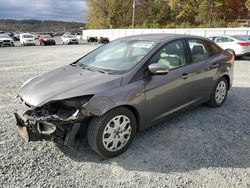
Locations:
35;95;94;119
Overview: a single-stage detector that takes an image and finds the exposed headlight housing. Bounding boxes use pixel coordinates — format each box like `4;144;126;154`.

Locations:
34;95;94;120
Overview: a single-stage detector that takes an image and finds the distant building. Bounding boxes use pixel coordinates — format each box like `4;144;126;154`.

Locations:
236;19;250;27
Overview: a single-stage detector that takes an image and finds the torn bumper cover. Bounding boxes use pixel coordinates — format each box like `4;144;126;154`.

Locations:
14;96;90;145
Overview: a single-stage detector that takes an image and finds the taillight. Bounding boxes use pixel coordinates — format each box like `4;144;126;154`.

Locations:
237;42;250;46
228;51;234;65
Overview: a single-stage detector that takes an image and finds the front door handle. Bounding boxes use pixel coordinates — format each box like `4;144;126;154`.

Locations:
182;73;189;79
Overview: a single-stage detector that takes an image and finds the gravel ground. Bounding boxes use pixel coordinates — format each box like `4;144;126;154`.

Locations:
0;45;250;188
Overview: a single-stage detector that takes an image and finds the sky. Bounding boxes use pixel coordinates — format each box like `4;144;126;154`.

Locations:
0;0;88;23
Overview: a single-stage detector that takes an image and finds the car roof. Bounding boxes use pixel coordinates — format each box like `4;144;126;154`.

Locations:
120;34;206;42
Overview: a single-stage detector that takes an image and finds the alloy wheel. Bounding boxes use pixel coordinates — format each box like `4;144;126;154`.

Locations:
102;115;132;152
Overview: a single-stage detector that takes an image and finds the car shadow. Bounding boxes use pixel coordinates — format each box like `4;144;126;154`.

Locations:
58;86;250;174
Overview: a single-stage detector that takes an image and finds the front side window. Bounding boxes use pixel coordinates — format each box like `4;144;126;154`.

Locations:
188;39;210;62
77;39;158;74
149;40;186;70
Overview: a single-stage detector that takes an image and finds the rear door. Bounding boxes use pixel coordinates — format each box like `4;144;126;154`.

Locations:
185;38;221;101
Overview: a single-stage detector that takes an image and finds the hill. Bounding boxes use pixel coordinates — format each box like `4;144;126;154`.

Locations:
0;19;86;32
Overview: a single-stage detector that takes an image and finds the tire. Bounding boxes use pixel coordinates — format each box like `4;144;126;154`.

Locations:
236;56;243;60
87;107;137;158
207;77;228;107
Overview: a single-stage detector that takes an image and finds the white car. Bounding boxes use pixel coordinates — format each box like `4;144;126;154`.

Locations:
208;35;250;58
0;34;15;47
20;33;36;46
61;34;78;45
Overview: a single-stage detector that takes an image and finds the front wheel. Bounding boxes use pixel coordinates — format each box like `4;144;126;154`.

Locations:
207;77;228;107
87;107;137;158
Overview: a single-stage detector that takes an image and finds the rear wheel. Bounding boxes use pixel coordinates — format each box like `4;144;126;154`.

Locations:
207;77;228;107
87;107;137;158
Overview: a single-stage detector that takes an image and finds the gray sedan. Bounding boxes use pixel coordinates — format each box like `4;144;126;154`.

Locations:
14;34;234;158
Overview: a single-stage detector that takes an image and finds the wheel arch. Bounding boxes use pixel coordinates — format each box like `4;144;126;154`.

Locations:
122;105;140;132
222;74;230;89
225;48;235;56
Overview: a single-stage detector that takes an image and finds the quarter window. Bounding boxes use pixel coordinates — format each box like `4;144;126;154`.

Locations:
188;39;210;62
149;40;186;70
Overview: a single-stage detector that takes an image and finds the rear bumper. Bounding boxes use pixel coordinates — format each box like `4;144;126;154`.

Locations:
23;42;36;46
69;40;78;44
235;47;250;56
44;41;56;45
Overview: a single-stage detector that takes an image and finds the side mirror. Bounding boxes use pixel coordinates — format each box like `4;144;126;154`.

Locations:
148;63;169;75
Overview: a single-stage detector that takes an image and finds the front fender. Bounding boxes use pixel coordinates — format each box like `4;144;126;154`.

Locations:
81;80;147;130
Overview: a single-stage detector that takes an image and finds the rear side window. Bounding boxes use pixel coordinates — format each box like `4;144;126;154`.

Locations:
187;39;211;62
207;41;222;55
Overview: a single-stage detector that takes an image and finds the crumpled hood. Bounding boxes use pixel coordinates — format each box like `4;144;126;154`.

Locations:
18;65;122;107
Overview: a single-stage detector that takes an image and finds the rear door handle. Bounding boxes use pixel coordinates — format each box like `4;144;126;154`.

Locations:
211;63;218;68
182;73;189;79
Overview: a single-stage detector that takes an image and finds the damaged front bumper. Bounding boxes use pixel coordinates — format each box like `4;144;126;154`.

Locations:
14;96;87;146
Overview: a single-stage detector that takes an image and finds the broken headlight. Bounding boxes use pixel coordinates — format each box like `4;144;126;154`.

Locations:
34;95;93;120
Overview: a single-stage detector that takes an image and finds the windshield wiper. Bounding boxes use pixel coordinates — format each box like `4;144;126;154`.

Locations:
96;70;112;74
70;63;78;67
81;66;112;74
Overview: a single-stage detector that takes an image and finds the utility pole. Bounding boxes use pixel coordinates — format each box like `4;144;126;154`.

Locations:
132;0;136;29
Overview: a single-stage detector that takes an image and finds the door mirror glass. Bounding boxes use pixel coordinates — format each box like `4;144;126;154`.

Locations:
148;63;169;75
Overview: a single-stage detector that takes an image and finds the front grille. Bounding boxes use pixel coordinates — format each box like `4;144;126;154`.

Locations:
3;40;10;42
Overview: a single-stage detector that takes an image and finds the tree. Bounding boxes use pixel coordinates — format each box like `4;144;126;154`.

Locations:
246;0;250;10
168;0;198;25
87;0;132;29
87;0;249;29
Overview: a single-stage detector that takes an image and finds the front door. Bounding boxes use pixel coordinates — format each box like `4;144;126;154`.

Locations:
144;40;194;124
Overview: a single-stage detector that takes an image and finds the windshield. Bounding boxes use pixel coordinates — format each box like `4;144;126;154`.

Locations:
76;39;158;74
232;35;249;41
23;35;34;38
0;35;10;38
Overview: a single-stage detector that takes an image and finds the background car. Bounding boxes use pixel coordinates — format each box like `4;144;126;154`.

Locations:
61;34;78;44
39;35;56;45
20;33;36;46
208;35;250;58
0;34;15;47
13;32;21;41
232;35;250;41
